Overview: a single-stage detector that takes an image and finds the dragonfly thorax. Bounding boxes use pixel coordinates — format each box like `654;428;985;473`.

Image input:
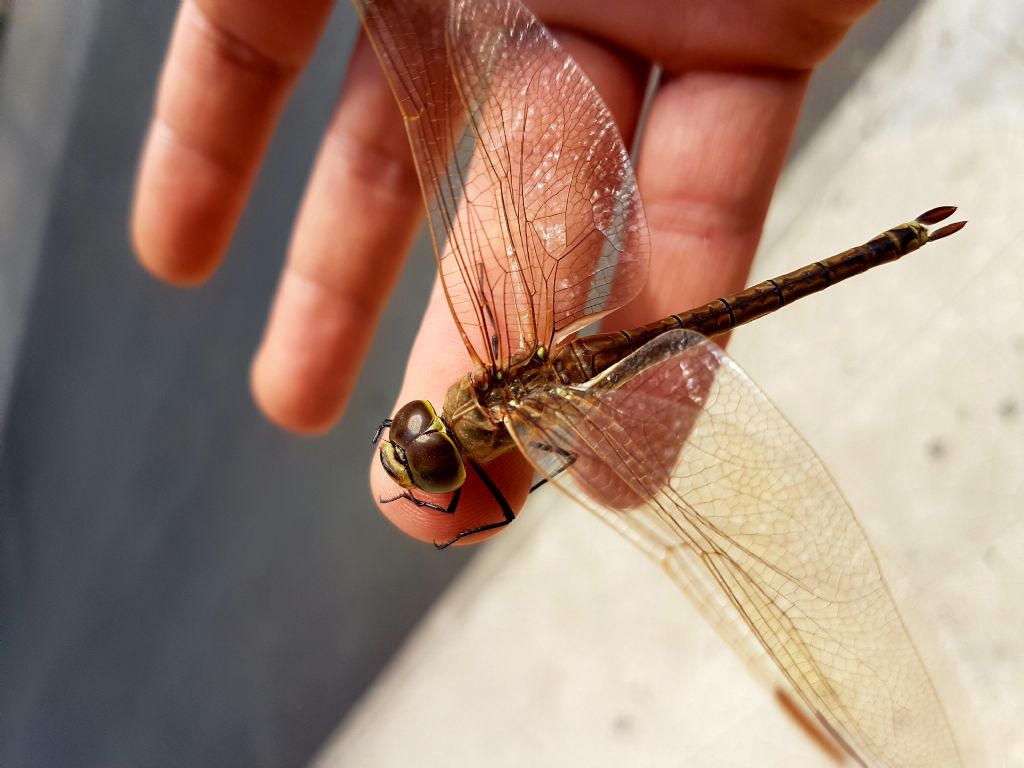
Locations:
442;359;563;465
441;374;515;465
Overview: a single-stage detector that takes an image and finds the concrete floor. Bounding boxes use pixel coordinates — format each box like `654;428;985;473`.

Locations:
315;1;1024;766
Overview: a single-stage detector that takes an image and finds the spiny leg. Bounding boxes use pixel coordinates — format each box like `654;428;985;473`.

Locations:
433;444;578;546
371;418;393;445
377;462;515;549
434;459;515;549
528;443;577;493
379;486;462;515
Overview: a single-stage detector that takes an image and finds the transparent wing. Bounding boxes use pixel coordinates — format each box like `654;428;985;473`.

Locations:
507;329;961;768
353;0;649;370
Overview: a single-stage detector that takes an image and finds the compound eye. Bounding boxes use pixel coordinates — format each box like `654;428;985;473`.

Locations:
406;431;466;494
389;400;441;447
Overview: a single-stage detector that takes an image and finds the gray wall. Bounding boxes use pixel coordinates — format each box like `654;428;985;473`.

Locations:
0;2;919;767
0;3;470;768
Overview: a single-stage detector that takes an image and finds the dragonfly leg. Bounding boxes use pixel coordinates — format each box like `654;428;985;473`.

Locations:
370;418;393;445
528;443;576;493
379;487;462;515
434;460;515;549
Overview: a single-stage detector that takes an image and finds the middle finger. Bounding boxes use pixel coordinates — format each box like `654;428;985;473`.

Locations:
252;36;425;433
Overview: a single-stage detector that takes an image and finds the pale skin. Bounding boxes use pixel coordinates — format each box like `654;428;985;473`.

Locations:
132;0;879;545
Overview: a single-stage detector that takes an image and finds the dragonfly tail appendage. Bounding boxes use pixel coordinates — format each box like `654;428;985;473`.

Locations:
916;205;967;241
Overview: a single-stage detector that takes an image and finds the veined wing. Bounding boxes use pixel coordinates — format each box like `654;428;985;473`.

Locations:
507;329;961;768
353;0;649;371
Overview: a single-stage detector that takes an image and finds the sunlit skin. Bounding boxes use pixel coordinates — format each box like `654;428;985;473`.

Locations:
131;0;879;545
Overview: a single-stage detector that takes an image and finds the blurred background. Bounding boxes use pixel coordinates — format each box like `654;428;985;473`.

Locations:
1;1;1020;768
1;4;471;767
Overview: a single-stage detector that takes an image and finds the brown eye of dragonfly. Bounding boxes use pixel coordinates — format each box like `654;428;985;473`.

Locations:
404;431;465;494
389;400;442;447
380;400;466;495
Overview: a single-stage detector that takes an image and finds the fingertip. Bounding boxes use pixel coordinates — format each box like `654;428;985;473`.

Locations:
131;216;220;287
359;280;543;546
250;350;339;435
250;268;377;434
369;447;534;547
131;120;244;285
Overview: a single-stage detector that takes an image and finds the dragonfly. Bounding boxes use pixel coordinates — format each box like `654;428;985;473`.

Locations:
356;0;965;765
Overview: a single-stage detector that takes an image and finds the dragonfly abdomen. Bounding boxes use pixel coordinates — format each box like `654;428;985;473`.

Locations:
553;207;963;384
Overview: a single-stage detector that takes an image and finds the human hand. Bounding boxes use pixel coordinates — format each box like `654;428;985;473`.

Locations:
132;0;878;544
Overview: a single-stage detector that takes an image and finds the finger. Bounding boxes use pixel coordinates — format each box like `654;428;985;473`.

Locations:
606;68;810;333
369;278;535;546
368;33;648;545
132;0;333;284
531;0;876;72
251;37;424;432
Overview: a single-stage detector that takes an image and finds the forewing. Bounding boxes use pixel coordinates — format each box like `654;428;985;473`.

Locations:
354;0;649;370
507;329;961;768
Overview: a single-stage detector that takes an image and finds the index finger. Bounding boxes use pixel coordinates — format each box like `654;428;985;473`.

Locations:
368;34;649;546
131;0;333;284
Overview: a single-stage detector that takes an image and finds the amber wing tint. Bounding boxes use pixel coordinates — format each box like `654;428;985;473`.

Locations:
509;330;961;768
353;0;650;370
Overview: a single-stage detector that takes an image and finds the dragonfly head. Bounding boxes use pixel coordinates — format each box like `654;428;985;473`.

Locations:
379;400;466;494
